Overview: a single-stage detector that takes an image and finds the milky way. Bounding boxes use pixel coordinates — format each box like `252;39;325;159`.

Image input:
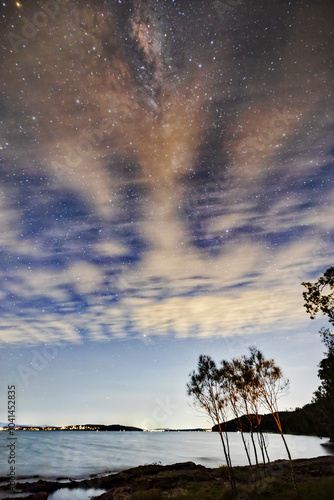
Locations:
1;0;334;345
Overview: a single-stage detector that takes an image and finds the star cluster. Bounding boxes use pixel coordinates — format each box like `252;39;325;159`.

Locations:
0;0;333;345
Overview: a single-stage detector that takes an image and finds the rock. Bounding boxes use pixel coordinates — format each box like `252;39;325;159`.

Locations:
95;486;132;499
165;488;188;497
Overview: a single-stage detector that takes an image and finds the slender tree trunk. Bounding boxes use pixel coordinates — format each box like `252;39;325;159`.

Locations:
235;415;252;467
241;431;252;466
225;430;232;468
257;432;266;465
217;421;236;495
250;429;261;481
257;431;271;477
259;432;271;473
262;433;271;464
280;430;292;461
273;413;301;499
279;429;302;498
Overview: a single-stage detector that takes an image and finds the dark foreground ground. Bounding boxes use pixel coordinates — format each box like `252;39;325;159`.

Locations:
1;455;334;499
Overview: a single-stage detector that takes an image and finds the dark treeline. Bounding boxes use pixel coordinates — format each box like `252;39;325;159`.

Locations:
212;402;329;437
302;266;334;443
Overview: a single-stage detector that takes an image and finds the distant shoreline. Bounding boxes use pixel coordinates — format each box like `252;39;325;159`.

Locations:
0;403;330;437
0;426;330;439
0;426;210;432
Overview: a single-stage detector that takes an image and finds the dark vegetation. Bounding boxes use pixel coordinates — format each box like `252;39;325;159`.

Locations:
302;266;334;443
212;402;329;437
84;424;143;432
187;348;299;495
182;265;334;497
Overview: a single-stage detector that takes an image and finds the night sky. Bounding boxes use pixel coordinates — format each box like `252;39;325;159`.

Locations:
0;0;333;428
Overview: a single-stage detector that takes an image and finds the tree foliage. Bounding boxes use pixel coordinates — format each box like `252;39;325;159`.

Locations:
302;266;334;323
302;267;334;442
312;328;334;442
187;355;235;490
187;348;292;490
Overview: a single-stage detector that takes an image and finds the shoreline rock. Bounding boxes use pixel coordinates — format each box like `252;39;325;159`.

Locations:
1;456;333;499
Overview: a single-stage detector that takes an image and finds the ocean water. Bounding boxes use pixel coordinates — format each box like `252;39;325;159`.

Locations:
0;431;332;480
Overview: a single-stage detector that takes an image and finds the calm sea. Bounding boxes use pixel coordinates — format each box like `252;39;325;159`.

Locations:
0;431;333;480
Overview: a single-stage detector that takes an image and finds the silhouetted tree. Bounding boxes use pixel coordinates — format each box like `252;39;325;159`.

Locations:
220;359;253;468
311;328;334;442
248;348;290;455
187;350;294;496
187;355;236;492
239;352;271;472
248;348;299;496
302;266;334;323
302;268;334;442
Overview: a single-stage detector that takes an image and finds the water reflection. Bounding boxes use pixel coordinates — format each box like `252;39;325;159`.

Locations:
48;489;106;500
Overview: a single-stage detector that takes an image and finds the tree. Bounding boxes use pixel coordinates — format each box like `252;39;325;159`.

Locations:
221;356;271;479
187;350;294;495
312;328;334;442
236;353;271;471
248;348;299;496
302;267;334;443
302;266;334;323
187;355;236;492
248;348;290;458
220;359;254;469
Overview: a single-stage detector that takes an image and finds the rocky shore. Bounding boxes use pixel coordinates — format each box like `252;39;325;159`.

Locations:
0;455;333;499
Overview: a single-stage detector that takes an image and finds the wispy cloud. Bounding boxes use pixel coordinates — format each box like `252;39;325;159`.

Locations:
0;0;333;345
